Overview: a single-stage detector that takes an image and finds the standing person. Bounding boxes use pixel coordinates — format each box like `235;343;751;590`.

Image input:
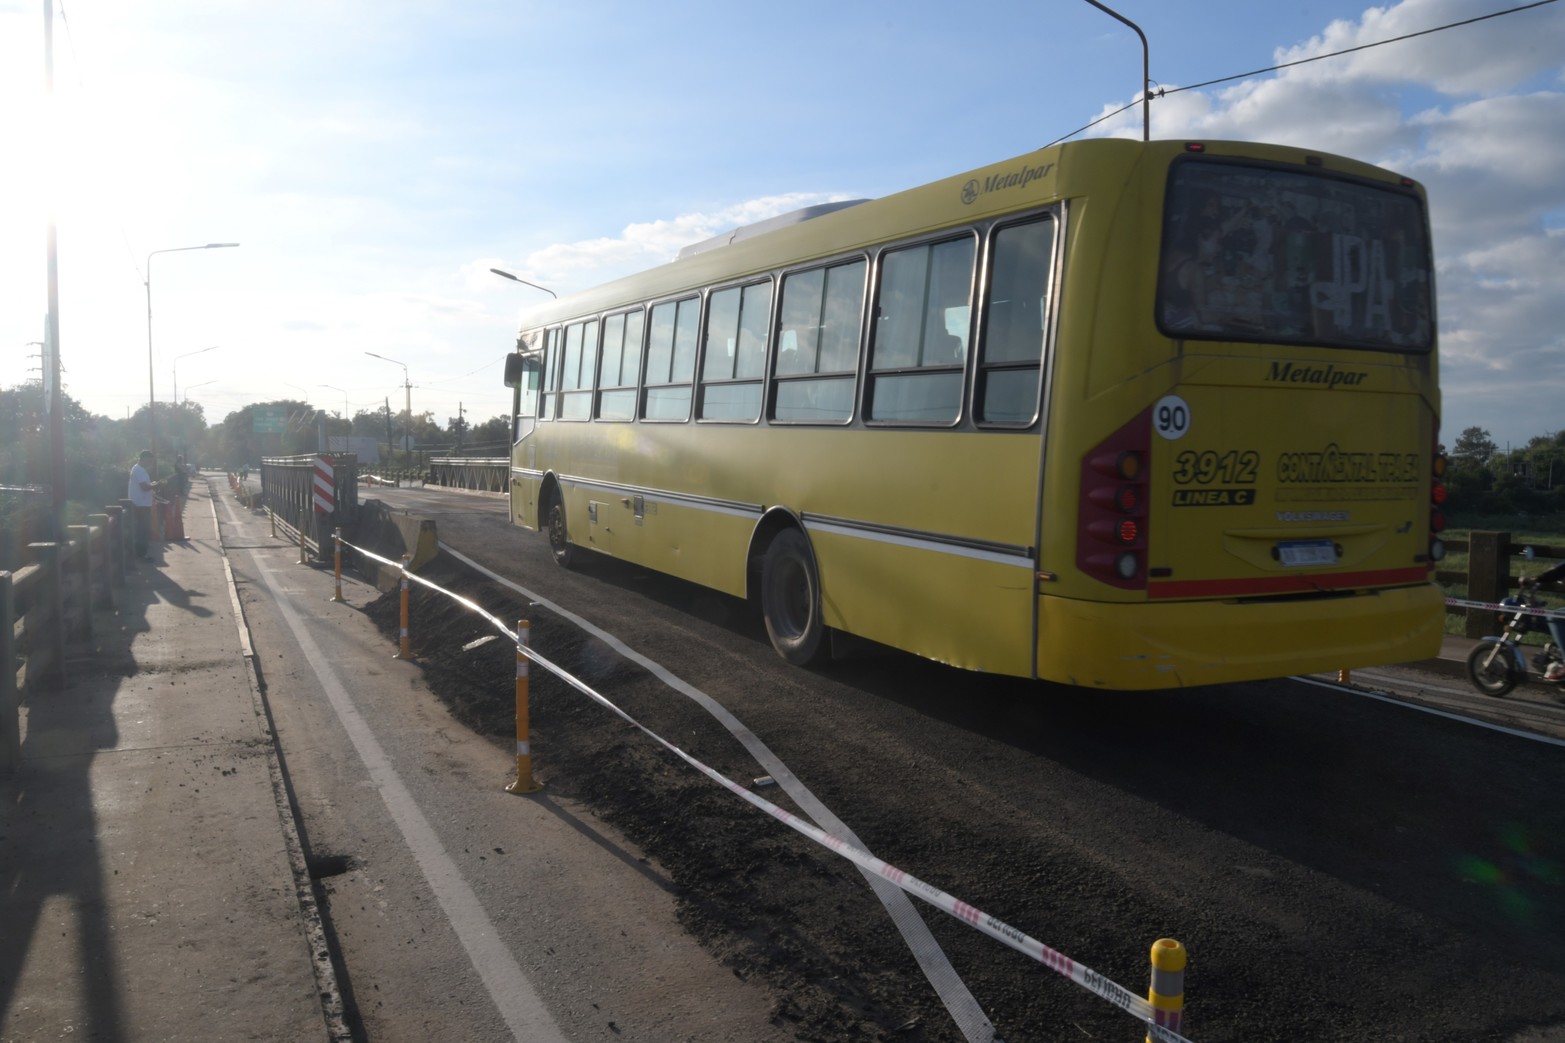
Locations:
128;450;157;562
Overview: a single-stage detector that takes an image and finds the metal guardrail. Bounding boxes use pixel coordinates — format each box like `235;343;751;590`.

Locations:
428;457;508;492
258;454;360;559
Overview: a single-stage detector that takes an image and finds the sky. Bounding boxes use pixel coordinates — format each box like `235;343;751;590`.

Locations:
1;0;1561;451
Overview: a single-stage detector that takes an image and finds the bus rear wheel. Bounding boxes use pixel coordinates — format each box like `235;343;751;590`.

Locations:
545;492;575;569
761;528;826;666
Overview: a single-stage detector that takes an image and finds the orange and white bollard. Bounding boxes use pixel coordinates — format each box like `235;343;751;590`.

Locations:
330;527;345;603
298;517;307;565
505;619;543;795
394;554;413;659
1145;937;1186;1042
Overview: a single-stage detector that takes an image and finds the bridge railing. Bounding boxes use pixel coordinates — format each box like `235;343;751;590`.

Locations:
3;506;127;775
259;454;360;559
428;457;509;492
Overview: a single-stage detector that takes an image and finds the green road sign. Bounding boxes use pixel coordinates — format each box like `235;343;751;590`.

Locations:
253;406;287;434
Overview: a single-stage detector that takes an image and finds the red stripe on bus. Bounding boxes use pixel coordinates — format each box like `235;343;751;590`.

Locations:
1147;566;1429;599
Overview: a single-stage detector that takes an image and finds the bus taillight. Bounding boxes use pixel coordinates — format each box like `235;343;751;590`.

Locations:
1077;412;1151;589
1429;440;1449;563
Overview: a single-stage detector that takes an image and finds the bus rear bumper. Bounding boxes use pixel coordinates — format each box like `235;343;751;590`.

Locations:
1037;583;1446;690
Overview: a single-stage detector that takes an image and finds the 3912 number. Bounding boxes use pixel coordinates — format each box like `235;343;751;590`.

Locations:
1173;449;1260;485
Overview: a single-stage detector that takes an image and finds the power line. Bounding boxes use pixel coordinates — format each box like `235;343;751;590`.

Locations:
1165;0;1557;96
1043;0;1558;147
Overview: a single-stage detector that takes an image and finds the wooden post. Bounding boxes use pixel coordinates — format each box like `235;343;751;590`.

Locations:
67;525;94;640
88;515;114;610
1466;531;1511;638
27;542;65;691
104;505;127;585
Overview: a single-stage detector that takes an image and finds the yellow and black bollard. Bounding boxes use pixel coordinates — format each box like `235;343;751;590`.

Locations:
330;527;345;603
1146;937;1186;1042
394;554;413;659
505;620;543;795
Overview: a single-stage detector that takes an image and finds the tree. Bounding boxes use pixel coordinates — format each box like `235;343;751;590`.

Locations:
467;415;511;453
1451;426;1497;466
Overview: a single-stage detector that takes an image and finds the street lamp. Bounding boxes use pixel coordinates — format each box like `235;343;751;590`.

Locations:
489;268;557;298
182;379;216;406
172;344;218;407
146;243;238;478
319;384;350;451
364;352;413;464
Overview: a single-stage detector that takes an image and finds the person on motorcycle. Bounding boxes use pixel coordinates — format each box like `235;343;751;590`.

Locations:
1519;559;1565;681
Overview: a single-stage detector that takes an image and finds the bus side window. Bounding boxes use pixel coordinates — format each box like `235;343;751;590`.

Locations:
771;259;864;423
597;309;644;421
699;280;771;422
867;236;975;423
643;296;700;421
978;217;1055;425
541;326;563;420
559;320;598;420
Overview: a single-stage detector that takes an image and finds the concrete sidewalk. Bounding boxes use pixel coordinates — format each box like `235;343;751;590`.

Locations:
0;479;330;1042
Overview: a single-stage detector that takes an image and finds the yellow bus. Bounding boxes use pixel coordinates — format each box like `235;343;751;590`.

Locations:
502;137;1446;689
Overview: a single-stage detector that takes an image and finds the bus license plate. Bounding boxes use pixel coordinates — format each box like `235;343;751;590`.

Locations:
1278;539;1336;567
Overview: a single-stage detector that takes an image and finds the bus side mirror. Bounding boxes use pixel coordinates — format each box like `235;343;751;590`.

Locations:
503;353;525;388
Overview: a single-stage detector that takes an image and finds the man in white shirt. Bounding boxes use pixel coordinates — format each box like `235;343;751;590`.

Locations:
127;450;157;561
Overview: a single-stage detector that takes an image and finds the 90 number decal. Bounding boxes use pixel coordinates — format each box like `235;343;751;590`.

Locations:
1153;394;1191;441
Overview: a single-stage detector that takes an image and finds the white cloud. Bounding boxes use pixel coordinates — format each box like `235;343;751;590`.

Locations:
506;192;852;291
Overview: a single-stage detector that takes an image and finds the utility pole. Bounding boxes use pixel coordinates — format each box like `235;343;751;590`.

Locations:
42;1;66;541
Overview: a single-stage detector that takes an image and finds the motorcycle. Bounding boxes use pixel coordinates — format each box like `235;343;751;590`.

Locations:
1465;590;1565;697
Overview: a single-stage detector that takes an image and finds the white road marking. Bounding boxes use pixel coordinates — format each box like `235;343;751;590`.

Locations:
1293;674;1565;748
220;499;568;1042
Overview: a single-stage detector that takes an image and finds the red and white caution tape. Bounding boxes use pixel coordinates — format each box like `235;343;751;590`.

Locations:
1444;595;1564;619
337;537;1194;1043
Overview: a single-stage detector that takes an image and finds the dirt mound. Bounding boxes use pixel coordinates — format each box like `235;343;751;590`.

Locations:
361;553;962;1042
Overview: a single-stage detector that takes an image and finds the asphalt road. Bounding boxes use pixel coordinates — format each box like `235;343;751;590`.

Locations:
229;480;1565;1041
214;487;794;1043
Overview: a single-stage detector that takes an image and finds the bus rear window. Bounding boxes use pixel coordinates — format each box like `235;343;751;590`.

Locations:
1158;159;1432;352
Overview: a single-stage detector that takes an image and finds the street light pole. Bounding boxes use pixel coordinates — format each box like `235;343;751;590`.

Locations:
172;344;219;408
1080;0;1150;141
489;268;557;298
182;380;216;406
364;352;413;465
146;243;238;479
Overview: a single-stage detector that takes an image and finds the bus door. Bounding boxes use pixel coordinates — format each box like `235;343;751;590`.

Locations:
503;348;544;529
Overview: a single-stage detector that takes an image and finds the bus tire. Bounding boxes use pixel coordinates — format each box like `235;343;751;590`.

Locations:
761;528;827;667
545;490;575;569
